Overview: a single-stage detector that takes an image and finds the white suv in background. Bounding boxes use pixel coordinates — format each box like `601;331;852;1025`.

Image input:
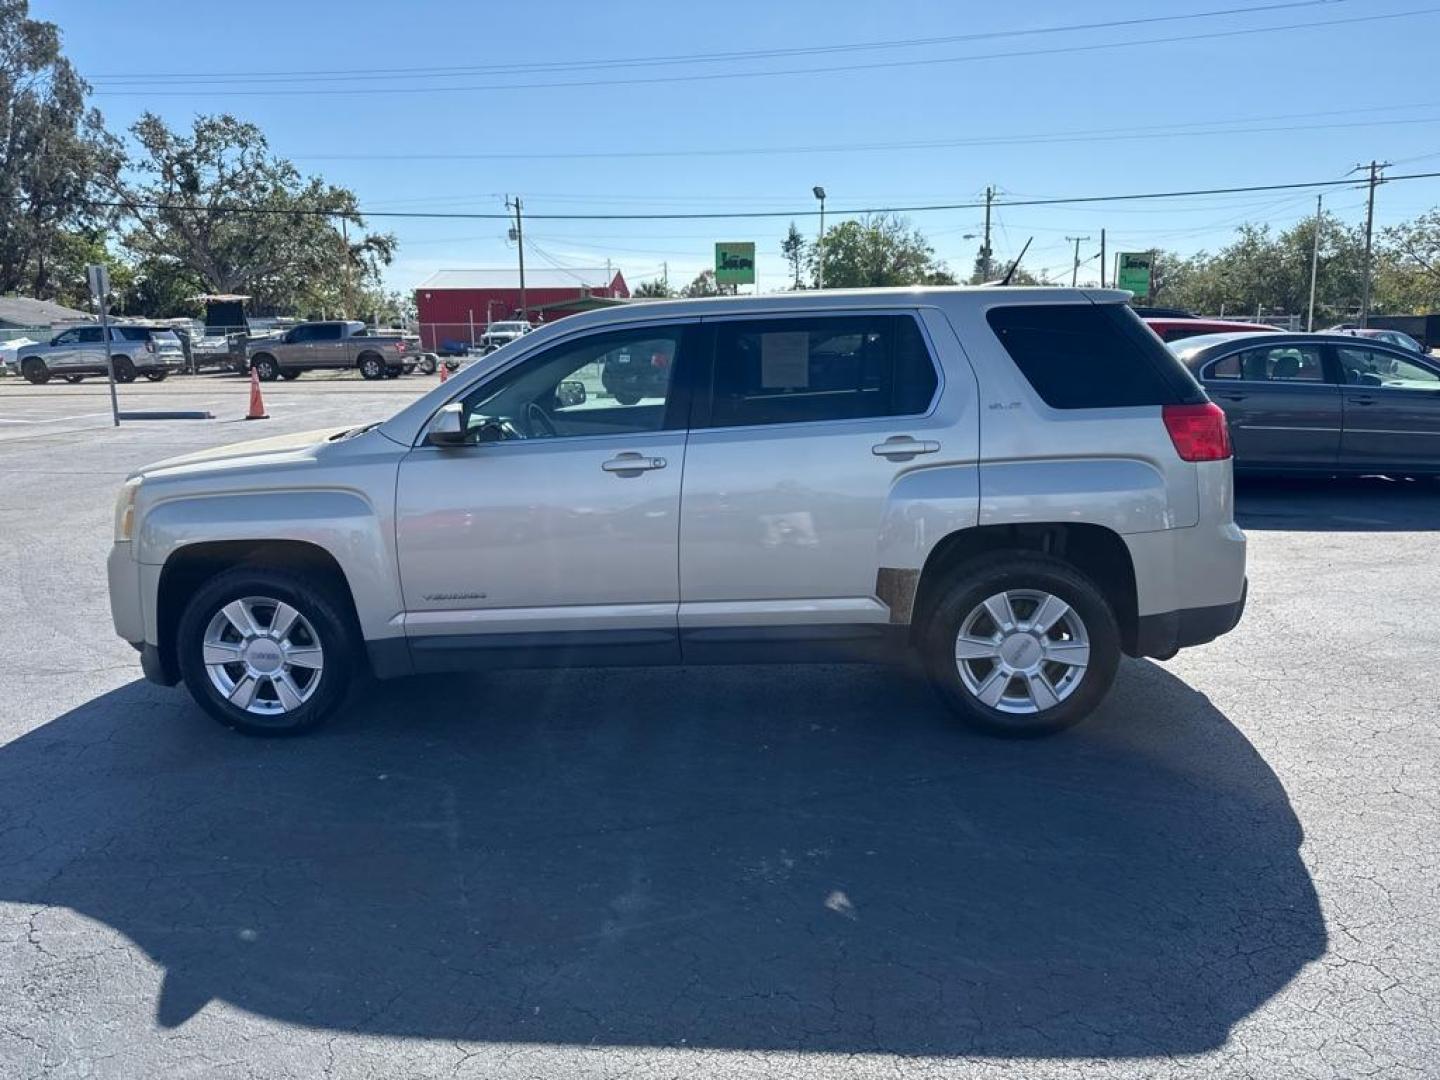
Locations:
108;287;1247;737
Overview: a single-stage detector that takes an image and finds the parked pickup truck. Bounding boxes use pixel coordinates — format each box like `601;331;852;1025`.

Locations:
247;321;422;381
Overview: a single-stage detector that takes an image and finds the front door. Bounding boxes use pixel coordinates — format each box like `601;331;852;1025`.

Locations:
677;310;966;658
395;322;698;669
1202;342;1341;469
1335;345;1440;470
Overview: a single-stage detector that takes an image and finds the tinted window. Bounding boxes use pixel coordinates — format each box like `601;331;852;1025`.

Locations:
706;314;937;428
1337;347;1440;389
1234;344;1326;383
287;326;316;343
455;326;684;443
310;324;343;341
987;303;1203;409
1207;354;1241;379
74;327;104;344
115;327;151;342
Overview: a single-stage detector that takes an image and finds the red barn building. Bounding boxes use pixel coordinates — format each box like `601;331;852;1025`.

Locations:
414;267;630;352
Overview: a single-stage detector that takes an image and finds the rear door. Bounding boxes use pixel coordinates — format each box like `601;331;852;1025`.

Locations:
677;309;962;655
1335;344;1440;470
1200;342;1340;469
307;323;346;368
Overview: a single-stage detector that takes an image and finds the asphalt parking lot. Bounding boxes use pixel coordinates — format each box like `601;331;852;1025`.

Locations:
1;375;1437;1079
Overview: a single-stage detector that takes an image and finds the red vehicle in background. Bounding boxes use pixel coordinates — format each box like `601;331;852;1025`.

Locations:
1144;318;1283;344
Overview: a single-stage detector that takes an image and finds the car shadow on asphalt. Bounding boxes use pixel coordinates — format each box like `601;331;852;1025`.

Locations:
0;660;1323;1057
1237;474;1440;531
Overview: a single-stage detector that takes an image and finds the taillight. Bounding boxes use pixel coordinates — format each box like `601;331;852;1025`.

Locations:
1163;402;1232;462
651;352;670;369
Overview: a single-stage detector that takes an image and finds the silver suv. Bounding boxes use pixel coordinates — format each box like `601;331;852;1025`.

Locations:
16;324;184;384
108;288;1247;737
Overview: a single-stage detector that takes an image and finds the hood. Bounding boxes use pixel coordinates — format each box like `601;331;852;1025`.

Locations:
134;426;352;479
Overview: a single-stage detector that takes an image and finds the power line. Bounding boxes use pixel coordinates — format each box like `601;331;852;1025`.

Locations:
290;105;1440;163
90;6;1436;97
22;169;1440;222
87;1;1341;83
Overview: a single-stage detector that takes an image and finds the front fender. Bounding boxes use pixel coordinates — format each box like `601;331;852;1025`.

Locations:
137;490;403;644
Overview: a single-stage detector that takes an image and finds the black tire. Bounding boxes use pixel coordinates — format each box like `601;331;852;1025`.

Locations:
144;369;168;382
251;355;280;382
62;374;84;384
21;357;49;384
358;353;385;380
112;356;136;383
613;389;641;405
416;354;437;375
383;366;401;379
280;369;302;381
176;566;360;736
920;552;1121;737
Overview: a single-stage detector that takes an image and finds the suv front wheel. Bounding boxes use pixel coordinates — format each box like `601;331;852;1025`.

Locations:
176;567;358;735
921;553;1121;737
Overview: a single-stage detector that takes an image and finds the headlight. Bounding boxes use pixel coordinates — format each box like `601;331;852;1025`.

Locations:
114;477;142;541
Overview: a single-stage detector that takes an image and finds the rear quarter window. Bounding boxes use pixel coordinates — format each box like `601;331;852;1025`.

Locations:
986;303;1205;409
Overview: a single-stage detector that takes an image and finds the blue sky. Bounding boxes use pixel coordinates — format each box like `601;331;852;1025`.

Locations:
36;0;1440;295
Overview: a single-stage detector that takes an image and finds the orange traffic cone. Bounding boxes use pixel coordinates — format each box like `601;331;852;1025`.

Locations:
245;367;269;420
439;360;449;383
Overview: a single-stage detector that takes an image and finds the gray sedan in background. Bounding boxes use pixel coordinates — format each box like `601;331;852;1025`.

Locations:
1172;332;1440;475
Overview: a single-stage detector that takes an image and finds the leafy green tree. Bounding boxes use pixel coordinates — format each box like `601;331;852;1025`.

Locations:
808;214;955;289
781;221;807;289
632;278;675;298
682;269;720;297
103;113;395;316
1376;210;1440;313
0;1;120;301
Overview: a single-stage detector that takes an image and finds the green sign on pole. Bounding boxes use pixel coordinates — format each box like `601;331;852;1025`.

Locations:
715;242;756;286
1116;251;1154;302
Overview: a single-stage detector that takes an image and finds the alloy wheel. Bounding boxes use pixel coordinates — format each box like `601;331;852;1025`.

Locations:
202;596;325;717
954;589;1090;715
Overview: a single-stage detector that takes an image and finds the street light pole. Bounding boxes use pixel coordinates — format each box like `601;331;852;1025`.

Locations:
1307;193;1323;332
813;186;827;289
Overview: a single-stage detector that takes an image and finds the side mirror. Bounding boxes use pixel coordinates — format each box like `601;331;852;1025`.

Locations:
557;379;587;407
425;402;468;446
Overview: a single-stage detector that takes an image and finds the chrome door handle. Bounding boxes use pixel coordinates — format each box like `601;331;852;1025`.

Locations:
602;452;667;475
872;436;940;460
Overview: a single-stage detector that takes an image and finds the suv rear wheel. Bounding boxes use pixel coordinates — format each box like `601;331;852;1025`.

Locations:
21;357;49;384
112;356;136;383
176;567;358;735
921;553;1121;737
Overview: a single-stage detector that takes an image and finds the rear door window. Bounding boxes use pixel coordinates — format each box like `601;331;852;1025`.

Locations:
115;327;151;342
703;314;938;428
986;303;1204;408
311;323;344;341
1234;344;1327;383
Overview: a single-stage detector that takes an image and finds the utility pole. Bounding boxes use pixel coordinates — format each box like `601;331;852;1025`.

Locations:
1307;193;1323;332
506;195;527;320
1067;236;1091;288
339;216;356;320
981;185;994;281
1099;228;1106;289
662;261;669;293
1357;161;1388;327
